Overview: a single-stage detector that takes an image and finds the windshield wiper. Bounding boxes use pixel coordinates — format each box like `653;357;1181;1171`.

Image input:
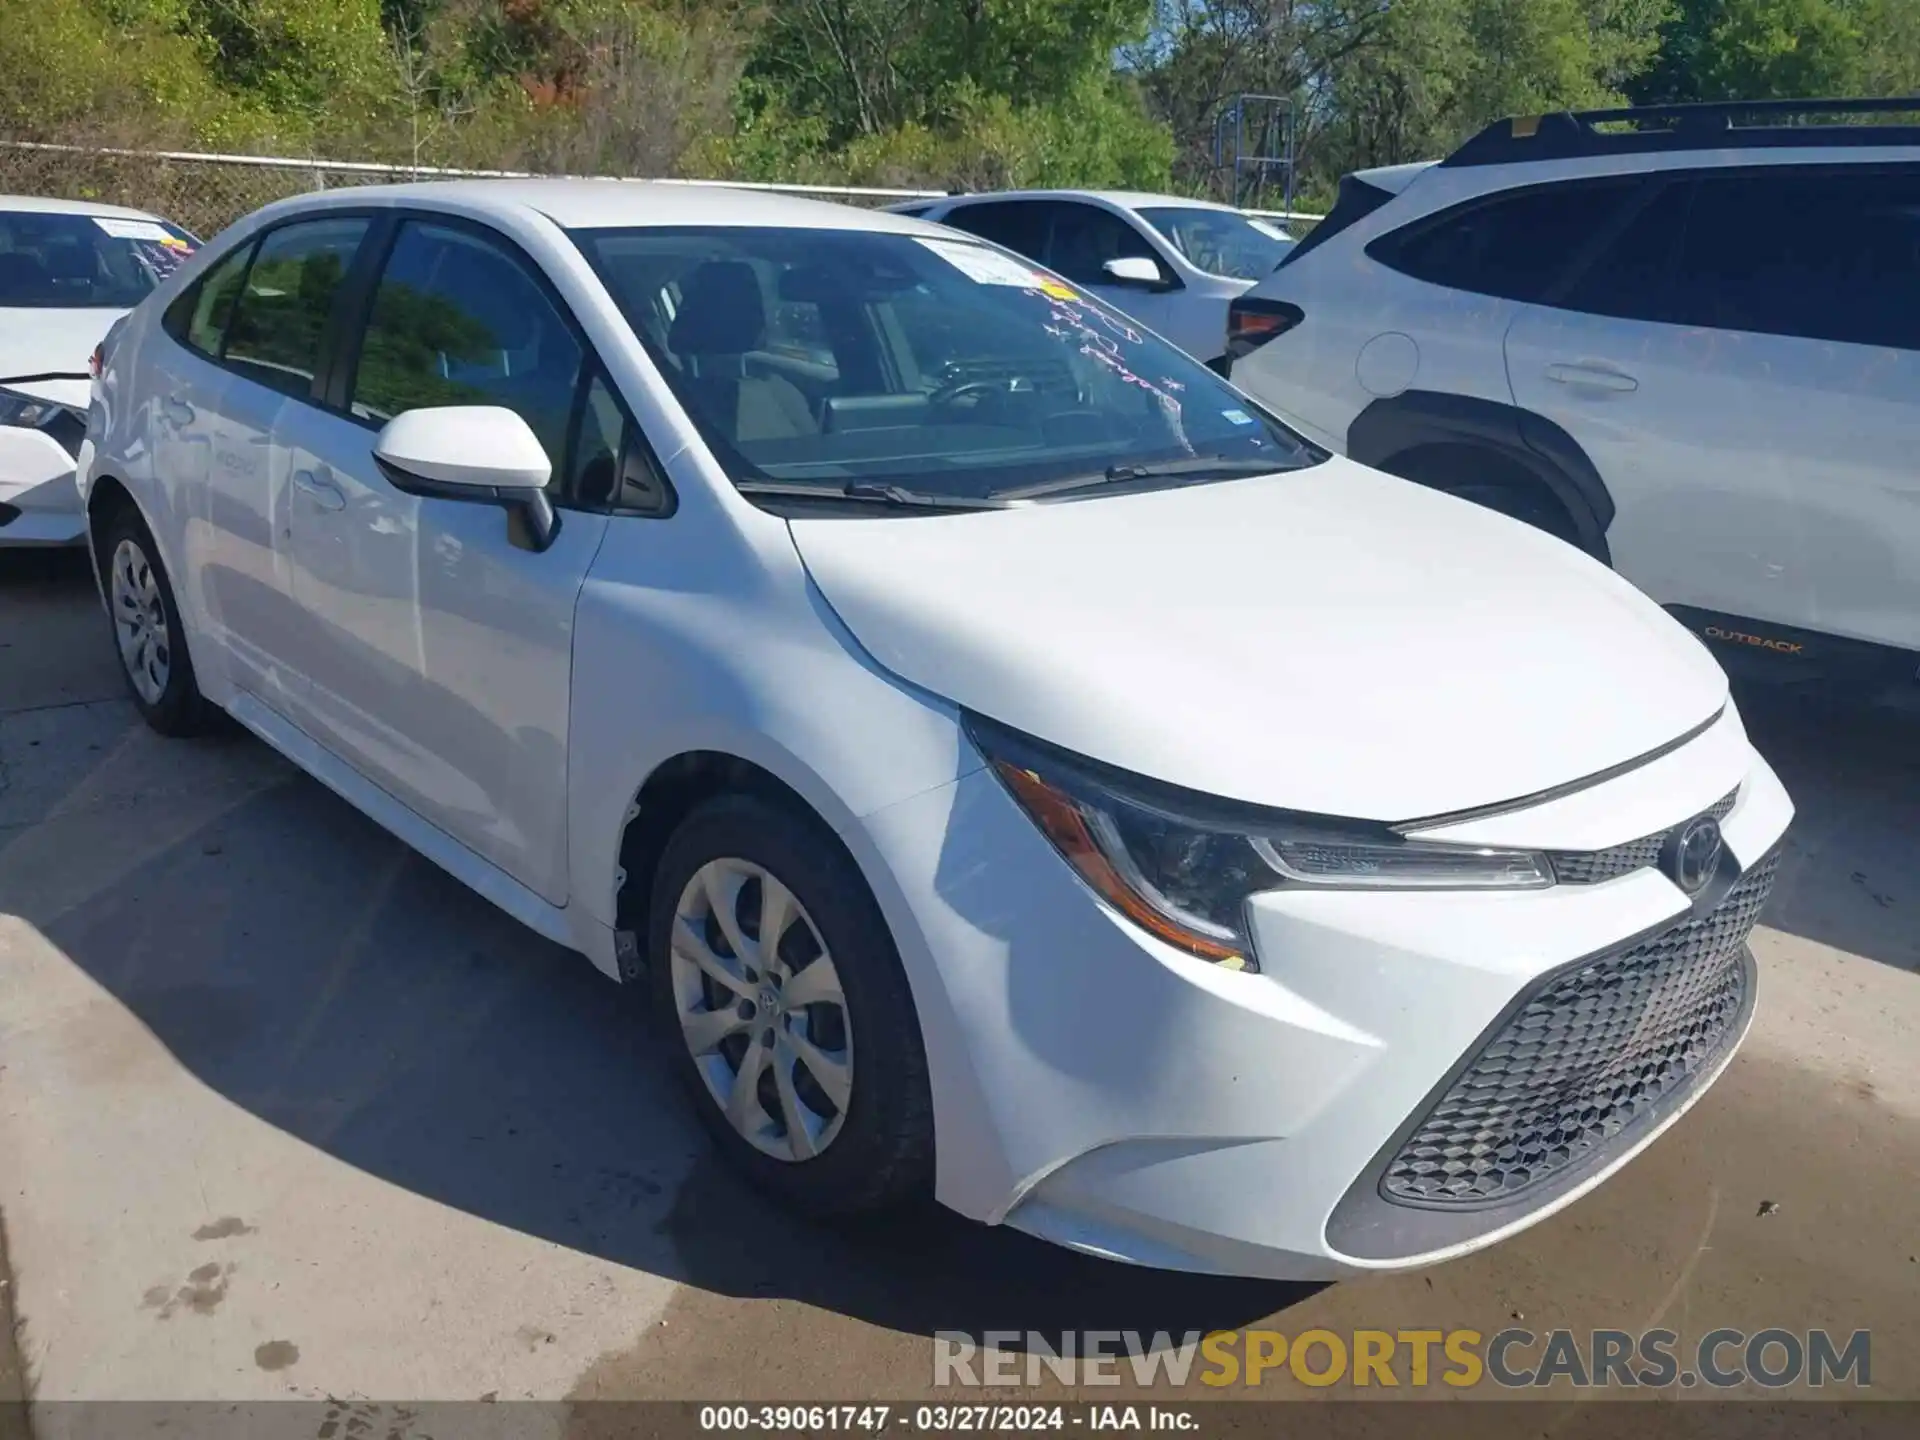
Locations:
735;480;1010;511
996;455;1285;501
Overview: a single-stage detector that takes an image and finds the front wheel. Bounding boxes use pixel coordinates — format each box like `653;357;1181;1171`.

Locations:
101;510;211;736
648;793;933;1218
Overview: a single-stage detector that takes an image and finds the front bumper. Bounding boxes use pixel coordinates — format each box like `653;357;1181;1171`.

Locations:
0;427;85;546
860;704;1793;1279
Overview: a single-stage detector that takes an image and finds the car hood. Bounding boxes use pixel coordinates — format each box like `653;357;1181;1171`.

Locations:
0;307;125;390
788;456;1729;821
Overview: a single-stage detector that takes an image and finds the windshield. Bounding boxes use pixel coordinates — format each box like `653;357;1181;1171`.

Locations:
0;210;199;309
572;225;1319;503
1138;207;1294;281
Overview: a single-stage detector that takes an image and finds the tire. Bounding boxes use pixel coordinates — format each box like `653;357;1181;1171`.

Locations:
648;792;933;1217
100;507;212;736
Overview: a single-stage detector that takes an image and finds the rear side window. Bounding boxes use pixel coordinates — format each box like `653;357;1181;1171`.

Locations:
348;220;584;474
1555;182;1691;321
223;218;369;400
164;241;255;358
1370;178;1643;303
1666;166;1920;349
941;200;1051;260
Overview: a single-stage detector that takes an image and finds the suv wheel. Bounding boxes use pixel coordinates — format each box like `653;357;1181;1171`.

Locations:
648;793;933;1217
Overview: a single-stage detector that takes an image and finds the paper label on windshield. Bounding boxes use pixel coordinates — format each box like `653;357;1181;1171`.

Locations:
93;217;179;244
915;236;1051;288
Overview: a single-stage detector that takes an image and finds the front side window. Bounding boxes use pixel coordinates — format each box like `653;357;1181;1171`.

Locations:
223;218;369;400
572;225;1320;505
1044;203;1165;287
1666;166;1920;349
349;220;584;470
0;209;198;308
1138;206;1294;281
1371;179;1643;303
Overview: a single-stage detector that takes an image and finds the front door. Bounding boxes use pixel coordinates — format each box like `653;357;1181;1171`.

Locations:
283;217;608;902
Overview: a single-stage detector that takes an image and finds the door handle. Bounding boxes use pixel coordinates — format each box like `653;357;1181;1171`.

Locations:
293;468;346;512
1544;362;1638;393
161;396;195;426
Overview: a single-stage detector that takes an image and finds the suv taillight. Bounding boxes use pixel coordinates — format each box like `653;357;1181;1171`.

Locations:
1226;298;1304;361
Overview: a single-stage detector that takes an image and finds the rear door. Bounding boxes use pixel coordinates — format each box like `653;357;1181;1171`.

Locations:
280;214;613;902
155;216;370;713
1506;164;1920;651
1243;175;1643;452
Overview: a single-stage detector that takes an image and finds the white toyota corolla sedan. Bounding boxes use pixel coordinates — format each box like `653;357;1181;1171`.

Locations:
81;180;1793;1279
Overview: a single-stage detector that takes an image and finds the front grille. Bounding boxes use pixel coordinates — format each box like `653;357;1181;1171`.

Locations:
1382;851;1778;1209
1549;789;1740;884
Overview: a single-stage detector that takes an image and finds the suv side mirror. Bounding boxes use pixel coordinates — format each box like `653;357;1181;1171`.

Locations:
1101;255;1172;290
373;405;561;551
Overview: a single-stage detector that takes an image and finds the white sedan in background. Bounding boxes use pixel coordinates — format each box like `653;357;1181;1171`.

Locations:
890;190;1293;369
84;180;1790;1279
1;196;198;545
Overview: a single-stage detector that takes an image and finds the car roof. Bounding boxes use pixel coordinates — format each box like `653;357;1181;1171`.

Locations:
0;193;171;222
936;189;1243;214
244;178;955;235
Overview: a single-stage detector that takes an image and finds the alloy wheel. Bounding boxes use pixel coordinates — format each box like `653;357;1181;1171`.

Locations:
669;858;854;1162
110;537;171;705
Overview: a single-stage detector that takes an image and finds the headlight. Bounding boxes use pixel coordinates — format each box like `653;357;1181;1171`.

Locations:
0;386;88;456
967;714;1553;972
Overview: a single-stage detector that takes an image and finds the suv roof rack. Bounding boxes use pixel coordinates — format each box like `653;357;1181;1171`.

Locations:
1442;96;1920;168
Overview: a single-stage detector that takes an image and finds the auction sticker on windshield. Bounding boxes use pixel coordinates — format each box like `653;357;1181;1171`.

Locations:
915;236;1077;299
93;217;183;245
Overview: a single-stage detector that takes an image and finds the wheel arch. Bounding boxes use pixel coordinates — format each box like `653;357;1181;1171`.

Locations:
1347;390;1614;562
83;470;141;594
611;748;848;973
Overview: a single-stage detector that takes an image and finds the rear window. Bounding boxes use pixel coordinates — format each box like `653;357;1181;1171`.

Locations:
0;209;198;308
1275;173;1393;269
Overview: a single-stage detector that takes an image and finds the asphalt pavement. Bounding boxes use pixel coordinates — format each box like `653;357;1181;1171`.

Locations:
2;548;1916;1423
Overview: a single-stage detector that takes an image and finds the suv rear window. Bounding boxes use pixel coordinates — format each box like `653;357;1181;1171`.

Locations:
1369;178;1644;303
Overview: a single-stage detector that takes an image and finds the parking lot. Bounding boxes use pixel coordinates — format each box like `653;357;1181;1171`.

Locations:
2;546;1917;1413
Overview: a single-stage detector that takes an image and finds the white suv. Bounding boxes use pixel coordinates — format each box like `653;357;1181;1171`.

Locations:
891;190;1293;369
1229;99;1920;698
83;179;1790;1280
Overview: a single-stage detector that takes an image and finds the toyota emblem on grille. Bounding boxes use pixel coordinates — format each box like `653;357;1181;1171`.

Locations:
1664;815;1724;893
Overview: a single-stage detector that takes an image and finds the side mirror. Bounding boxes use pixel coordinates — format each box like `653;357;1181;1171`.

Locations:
1101;255;1172;290
373;405;561;551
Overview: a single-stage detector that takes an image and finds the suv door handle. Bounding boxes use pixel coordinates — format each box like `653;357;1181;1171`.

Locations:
1544;362;1638;392
293;468;346;512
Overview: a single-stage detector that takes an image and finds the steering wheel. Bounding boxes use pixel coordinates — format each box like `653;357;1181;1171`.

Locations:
929;378;1008;409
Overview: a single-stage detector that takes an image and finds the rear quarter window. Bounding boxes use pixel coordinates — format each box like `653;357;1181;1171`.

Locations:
1368;177;1645;303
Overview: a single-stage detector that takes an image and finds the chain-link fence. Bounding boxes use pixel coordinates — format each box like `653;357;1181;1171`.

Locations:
0;140;1321;240
0;141;958;239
